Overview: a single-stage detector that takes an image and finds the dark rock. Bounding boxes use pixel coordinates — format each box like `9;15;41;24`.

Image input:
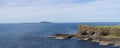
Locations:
49;34;74;39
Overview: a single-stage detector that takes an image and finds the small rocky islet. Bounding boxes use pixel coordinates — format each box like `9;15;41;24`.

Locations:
49;24;120;46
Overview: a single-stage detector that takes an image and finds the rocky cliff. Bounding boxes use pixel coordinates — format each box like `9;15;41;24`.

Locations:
50;24;120;46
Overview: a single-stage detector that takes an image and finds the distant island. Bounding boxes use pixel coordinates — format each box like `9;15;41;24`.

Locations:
40;21;52;23
49;24;120;46
21;21;52;24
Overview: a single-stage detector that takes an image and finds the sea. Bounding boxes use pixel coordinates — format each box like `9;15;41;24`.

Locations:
0;22;120;48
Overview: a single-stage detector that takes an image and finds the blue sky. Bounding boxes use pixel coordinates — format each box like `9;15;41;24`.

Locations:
0;0;120;23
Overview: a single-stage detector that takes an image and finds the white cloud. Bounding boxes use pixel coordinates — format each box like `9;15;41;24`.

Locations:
0;0;120;23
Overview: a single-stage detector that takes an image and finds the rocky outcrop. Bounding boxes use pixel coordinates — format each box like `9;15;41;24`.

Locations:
77;25;120;46
49;34;74;39
50;25;120;46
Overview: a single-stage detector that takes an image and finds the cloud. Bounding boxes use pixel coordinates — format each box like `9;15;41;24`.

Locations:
0;0;120;23
0;0;94;7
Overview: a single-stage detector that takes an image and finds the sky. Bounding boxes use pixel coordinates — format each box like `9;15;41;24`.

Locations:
0;0;120;23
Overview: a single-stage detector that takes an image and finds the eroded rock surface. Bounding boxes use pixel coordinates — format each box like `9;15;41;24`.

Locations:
50;25;120;46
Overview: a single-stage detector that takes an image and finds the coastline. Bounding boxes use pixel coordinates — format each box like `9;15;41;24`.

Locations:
49;34;120;46
49;25;120;46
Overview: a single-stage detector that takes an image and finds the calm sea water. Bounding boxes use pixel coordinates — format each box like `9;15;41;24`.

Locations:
0;22;120;48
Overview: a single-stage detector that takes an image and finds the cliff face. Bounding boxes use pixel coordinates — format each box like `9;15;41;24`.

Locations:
78;25;102;36
50;25;120;46
77;25;120;46
77;25;120;37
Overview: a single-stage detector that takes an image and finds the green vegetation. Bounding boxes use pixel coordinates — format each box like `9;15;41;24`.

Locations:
106;34;120;38
78;25;120;38
96;25;120;29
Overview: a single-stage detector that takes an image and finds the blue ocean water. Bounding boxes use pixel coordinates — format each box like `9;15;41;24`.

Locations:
0;22;120;48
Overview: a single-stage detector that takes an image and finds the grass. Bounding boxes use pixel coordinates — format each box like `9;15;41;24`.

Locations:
96;25;120;38
106;34;120;38
96;25;120;29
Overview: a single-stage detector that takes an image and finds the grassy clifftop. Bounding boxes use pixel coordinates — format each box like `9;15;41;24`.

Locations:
78;25;120;38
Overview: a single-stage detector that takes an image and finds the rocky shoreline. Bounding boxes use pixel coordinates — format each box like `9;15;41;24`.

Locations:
49;34;120;46
49;25;120;46
49;34;74;39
